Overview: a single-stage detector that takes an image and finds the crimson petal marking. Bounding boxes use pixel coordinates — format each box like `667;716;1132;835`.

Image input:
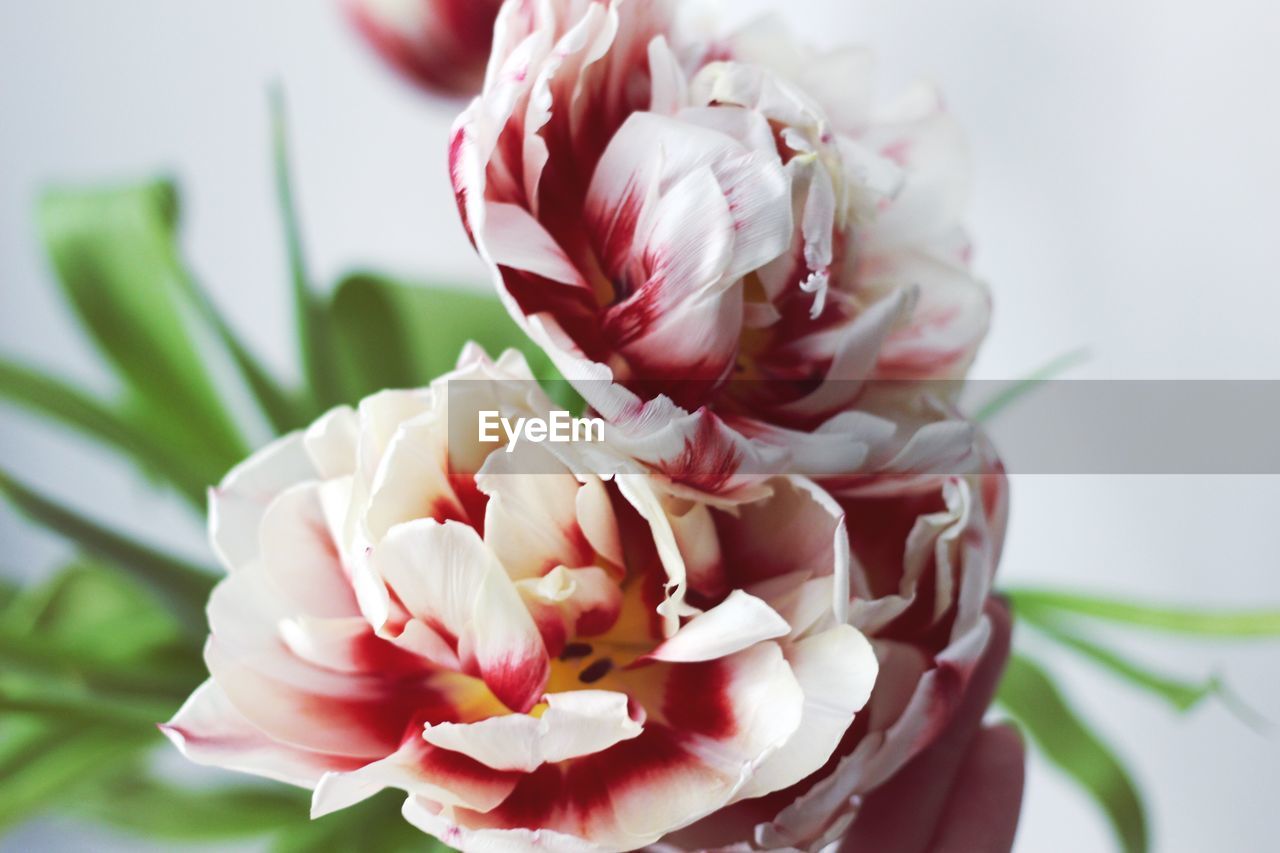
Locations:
712;475;847;609
313;737;522;818
371;519;549;712
446;642;805;849
279;614;434;677
403;796;608;853
160;680;365;788
204;638;445;760
516;566;623;650
603;168;736;366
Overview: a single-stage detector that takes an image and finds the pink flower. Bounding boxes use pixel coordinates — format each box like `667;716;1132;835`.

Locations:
162;348;880;852
450;0;989;494
344;0;504;97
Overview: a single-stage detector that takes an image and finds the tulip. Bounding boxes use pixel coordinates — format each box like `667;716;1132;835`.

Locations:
344;0;504;97
450;0;989;495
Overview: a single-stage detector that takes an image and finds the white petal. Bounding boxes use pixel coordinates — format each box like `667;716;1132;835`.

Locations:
735;624;877;798
303;406;358;479
371;519;549;712
646;590;789;663
478;442;592;581
481;202;588;288
421;690;641;772
209;432;314;572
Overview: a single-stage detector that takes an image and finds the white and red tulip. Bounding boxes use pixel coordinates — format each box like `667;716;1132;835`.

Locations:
450;0;990;495
163;348;882;852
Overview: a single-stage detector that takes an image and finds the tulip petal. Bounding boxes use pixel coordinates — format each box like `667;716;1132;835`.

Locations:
160;680;365;787
645;590;789;663
209;432;314;572
735;624;878;798
421;690;642;772
371;519;550;712
443;641;805;850
313;737;522;818
478;443;594;581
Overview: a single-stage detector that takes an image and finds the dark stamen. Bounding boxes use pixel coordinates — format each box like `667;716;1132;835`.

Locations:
578;658;614;684
559;642;593;661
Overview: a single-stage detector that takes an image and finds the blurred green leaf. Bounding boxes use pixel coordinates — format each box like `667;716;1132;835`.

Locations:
0;721;154;832
1016;608;1218;712
0;561;201;704
8;558;182;656
0;681;175;727
330;272;583;412
0;469;215;632
0;629;195;701
76;776;309;841
271;86;342;413
998;653;1148;853
174;269;308;436
0;356;208;507
1006;588;1280;637
973;347;1090;422
38;179;249;470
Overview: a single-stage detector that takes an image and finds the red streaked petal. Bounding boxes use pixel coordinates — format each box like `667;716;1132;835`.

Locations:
313;736;522;818
371;519;550;712
160;680;365;788
204;638;453;760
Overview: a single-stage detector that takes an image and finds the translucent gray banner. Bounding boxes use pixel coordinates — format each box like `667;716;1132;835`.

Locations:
444;380;1280;475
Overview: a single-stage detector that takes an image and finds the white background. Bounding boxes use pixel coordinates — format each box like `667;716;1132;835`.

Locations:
2;1;1279;851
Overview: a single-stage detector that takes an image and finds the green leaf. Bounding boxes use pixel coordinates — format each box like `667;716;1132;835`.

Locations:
38;178;249;469
0;469;215;632
329;272;583;412
0;356;208;507
0;559;201;697
8;558;183;655
271;86;342;412
174;270;308;435
0;721;154;832
998;653;1148;853
0;629;196;701
0;680;175;727
1005;588;1280;637
973;347;1090;422
75;776;309;841
1015;608;1218;712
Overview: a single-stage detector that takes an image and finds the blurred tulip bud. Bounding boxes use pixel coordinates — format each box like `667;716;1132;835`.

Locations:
344;0;503;98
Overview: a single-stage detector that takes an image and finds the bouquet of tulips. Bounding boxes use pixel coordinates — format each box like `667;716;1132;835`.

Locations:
3;2;1277;852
